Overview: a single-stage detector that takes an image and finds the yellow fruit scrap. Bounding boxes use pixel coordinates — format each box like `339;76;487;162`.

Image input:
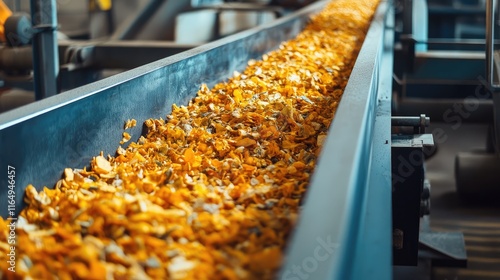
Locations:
120;132;132;145
92;155;113;175
124;119;137;130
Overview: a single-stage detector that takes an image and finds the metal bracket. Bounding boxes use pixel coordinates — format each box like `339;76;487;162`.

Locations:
398;34;416;73
392;114;434;266
31;24;57;33
418;216;467;268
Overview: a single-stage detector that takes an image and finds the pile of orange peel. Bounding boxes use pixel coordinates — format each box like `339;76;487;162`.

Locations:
0;0;379;279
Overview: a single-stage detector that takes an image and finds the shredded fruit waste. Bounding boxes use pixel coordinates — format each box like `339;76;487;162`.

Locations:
0;0;379;279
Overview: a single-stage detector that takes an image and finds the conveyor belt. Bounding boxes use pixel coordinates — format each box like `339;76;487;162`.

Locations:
0;0;394;279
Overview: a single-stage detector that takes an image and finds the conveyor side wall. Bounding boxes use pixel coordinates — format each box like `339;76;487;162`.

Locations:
280;1;393;279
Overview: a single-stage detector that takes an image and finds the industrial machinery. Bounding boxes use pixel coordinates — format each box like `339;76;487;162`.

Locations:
0;0;470;279
393;0;500;201
454;0;500;201
0;0;296;112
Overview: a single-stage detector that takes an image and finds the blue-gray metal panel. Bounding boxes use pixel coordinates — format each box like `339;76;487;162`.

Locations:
0;1;325;217
279;1;392;279
351;3;394;279
405;52;484;82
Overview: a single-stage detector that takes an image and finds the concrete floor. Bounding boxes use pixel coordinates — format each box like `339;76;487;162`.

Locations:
425;122;500;279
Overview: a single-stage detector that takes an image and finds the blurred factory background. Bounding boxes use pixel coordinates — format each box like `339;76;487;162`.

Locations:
1;0;500;279
394;1;500;279
4;0;282;42
0;0;309;110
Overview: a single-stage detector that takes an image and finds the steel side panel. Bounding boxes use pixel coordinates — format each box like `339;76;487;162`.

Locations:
351;4;394;278
279;1;391;279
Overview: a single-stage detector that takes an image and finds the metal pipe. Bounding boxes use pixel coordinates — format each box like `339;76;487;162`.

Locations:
486;0;500;154
391;115;430;127
423;38;500;48
0;45;32;70
30;0;59;100
486;0;496;87
493;93;500;154
110;0;164;40
402;0;413;35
